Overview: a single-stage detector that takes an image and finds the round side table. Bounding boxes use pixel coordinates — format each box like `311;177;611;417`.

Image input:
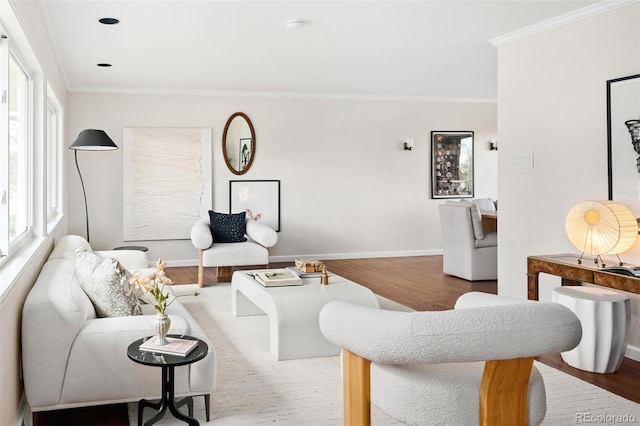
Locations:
127;335;208;426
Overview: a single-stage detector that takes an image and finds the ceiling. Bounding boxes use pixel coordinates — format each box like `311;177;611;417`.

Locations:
37;0;600;100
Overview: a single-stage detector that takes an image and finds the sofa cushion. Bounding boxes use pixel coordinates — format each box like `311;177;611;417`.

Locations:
209;211;247;243
76;248;142;317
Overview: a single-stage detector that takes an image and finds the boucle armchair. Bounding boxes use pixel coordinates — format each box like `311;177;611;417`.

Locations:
190;217;277;287
439;201;497;281
319;291;582;426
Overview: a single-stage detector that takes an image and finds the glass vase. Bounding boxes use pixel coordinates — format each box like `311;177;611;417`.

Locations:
152;313;171;346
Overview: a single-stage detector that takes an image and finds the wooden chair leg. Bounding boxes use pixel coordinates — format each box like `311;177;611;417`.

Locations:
198;250;204;288
204;394;211;421
342;349;371;426
480;357;534;426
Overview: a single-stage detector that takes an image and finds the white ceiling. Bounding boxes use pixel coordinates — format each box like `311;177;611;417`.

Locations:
37;0;600;100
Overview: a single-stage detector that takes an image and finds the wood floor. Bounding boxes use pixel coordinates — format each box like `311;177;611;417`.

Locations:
34;256;639;425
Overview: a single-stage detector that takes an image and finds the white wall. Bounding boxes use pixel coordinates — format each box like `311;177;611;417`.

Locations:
0;1;68;425
66;94;498;264
497;3;640;359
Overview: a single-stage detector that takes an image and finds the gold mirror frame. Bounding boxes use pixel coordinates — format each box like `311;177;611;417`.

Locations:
222;112;256;175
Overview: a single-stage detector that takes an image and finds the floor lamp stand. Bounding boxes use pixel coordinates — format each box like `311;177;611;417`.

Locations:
73;150;91;243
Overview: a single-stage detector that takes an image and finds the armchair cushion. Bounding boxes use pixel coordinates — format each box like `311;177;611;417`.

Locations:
209;211;247;243
75;248;142;318
455;200;484;239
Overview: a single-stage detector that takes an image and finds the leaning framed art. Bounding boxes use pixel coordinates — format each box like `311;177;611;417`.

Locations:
431;131;474;199
607;74;640;213
229;180;281;231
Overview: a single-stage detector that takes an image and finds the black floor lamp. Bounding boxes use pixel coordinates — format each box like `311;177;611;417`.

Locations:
69;129;118;243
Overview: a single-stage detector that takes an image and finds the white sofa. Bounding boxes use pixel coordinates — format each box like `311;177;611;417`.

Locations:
21;235;216;421
191;217;278;287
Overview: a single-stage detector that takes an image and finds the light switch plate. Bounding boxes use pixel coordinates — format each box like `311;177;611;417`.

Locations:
511;154;534;169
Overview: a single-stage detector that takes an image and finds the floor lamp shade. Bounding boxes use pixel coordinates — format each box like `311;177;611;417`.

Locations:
69;129;118;242
565;201;638;256
69;129;118;151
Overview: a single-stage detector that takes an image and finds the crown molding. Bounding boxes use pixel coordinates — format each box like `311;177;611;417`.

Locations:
489;0;639;47
68;86;498;104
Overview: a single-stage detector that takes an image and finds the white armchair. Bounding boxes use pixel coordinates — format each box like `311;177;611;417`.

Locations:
439;201;497;281
319;292;582;426
190;217;278;287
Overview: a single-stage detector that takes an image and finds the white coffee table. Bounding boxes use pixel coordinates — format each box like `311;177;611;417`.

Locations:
231;270;380;360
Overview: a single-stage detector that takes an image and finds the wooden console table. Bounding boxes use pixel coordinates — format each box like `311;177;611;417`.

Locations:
527;253;640;300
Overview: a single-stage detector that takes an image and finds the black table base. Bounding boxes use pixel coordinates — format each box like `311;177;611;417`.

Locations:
138;365;198;426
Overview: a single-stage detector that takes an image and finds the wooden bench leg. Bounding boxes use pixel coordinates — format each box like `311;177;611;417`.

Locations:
480;357;534;426
342;349;371;426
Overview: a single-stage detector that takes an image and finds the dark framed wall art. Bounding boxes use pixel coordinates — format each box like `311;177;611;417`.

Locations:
607;74;640;208
229;180;281;231
431;131;474;199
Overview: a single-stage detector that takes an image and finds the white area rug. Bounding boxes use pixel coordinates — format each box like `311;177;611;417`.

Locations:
129;284;639;425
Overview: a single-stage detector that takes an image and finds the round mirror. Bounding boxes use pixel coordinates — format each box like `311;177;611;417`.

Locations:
222;112;255;175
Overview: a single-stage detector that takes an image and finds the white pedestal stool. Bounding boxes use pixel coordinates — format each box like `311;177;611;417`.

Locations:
552;286;630;373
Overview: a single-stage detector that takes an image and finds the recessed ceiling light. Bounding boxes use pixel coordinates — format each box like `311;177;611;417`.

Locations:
98;17;120;25
97;63;112;67
286;19;305;30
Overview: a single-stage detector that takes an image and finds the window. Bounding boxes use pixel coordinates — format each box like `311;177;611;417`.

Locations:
46;91;61;222
8;53;30;243
0;34;33;259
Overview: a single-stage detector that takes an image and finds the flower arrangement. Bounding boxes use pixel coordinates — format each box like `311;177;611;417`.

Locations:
128;258;199;315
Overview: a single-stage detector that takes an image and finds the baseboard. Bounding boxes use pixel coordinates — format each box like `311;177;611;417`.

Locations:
164;249;443;267
626;344;640;362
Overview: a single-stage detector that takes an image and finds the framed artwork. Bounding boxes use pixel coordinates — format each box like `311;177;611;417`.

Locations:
122;127;212;241
431;131;474;199
230;180;280;231
607;74;640;213
239;138;252;170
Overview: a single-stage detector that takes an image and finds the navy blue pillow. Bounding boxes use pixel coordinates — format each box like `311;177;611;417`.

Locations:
209;211;247;243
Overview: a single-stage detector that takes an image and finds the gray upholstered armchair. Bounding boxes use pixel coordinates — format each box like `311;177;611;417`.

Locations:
439;201;497;281
319;292;582;426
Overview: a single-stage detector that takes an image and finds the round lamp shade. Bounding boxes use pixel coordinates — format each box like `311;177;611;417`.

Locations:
565;201;638;256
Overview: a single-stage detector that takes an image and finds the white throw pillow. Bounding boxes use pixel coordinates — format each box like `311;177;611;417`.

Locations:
75;248;142;317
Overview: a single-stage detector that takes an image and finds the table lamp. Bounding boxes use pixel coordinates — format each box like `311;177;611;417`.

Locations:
565;200;638;267
69;129;118;243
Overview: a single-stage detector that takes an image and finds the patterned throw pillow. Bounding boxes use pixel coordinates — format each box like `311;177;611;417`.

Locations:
75;248;142;317
209;210;247;243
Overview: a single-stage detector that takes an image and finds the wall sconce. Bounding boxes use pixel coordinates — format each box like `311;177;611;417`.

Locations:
403;139;413;151
489;140;498;151
565;200;638;267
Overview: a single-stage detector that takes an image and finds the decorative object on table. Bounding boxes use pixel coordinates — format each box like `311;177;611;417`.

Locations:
230;180;281;231
294;259;324;273
564;200;638;267
69;129;118;243
320;266;329;286
129;259;199;345
122;127;212;241
430;131;474;199
223;112;256;175
607;74;640;203
139;336;199;357
253;268;303;287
